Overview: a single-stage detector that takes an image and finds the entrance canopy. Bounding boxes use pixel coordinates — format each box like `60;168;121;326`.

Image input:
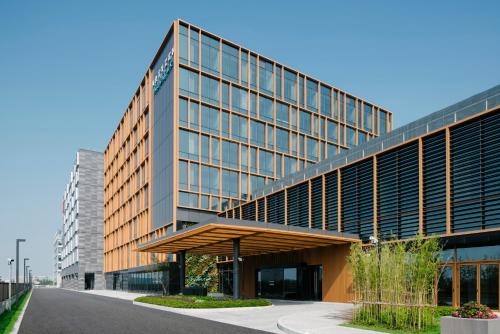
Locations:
138;218;360;256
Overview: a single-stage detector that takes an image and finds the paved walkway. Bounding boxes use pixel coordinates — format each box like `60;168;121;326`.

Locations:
79;289;384;334
19;288;266;334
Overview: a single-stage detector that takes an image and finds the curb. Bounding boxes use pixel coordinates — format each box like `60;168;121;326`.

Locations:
10;290;33;334
277;316;309;334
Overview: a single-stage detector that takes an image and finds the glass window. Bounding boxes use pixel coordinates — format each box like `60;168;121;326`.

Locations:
259;150;273;176
346;127;356;147
222;140;238;169
284;70;297;104
201;135;209;163
327;143;336;158
340;125;344;146
201;34;219;75
276;154;283;177
232;114;248;142
178;191;190;207
291;132;297;155
358;132;366;144
327;120;337;143
299;135;305;158
267;125;274;149
437;266;453;306
312;114;319;136
179;68;199;98
241;145;248;170
211;196;220;210
201;105;219;135
251;120;265;147
190;28;199;67
276;66;282;98
276;128;289;154
480;264;499;309
320;118;325;139
346;96;356;126
222;169;239;197
457;245;500;261
250;92;257;118
363;104;373;132
190;162;199;191
201;165;219;195
250;54;257;89
259;96;274;123
189;101;199;129
380;110;388;134
211;137;220;164
232;86;248;114
290;107;297;130
251;175;265;194
276;102;289;127
250;147;257;173
179;98;188;127
201;195;209;209
179;160;188;190
222;82;229;109
201;75;219;105
299;110;311;134
241;173;248;198
333;91;338;120
307;137;318;161
284;156;296;176
320;85;331;116
259;59;274;96
241;51;248;85
179;129;199;160
221;111;230;138
306;79;318;112
222;43;238;82
299;76;304;107
460;265;477;305
339;93;344;122
179;25;188;65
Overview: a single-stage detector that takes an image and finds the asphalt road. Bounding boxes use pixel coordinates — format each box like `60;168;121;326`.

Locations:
19;288;269;334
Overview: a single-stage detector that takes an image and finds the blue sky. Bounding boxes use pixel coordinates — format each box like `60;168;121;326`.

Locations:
0;0;499;279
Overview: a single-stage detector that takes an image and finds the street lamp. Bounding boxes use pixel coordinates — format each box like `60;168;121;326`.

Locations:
24;258;29;284
7;258;14;310
25;266;30;286
16;239;26;283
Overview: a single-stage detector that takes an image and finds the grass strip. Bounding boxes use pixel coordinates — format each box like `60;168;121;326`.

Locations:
0;290;32;334
135;295;271;309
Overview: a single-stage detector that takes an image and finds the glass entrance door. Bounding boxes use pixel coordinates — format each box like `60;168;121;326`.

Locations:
256;265;320;300
437;266;453;306
460;265;477;305
480;264;499;309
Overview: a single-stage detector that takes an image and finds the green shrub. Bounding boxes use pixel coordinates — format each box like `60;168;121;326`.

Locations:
135;295;271;309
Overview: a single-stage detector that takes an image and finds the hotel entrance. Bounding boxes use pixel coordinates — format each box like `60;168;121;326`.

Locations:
256;265;322;300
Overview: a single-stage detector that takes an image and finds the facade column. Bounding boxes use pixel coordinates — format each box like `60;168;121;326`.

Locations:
233;238;240;299
179;251;186;294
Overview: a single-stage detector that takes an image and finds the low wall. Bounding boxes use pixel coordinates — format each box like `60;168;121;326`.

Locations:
0;287;29;317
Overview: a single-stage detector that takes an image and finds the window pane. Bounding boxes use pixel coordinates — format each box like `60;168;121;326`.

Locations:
190;162;199;192
201;75;220;105
232;86;248;114
276;66;282;98
189;101;199;129
221;111;230;138
190;28;199;67
179;68;199;98
179;98;188;127
284;70;297;103
267;125;274;149
276;102;289;127
480;264;499;309
251;120;265;147
276;128;289;153
259;96;274;123
346;96;356;126
363;104;373;132
201;105;219;135
250;55;257;89
241;51;248;85
380;110;388;134
211;137;220;164
300;110;311;134
222;82;229;109
306;79;318;112
201;135;209;163
201;34;219;75
179;161;188;190
346;127;356;147
259;59;274;96
259;150;273;176
307;137;318;161
437;266;453;306
222;43;238;82
320;85;331;116
179;25;188;65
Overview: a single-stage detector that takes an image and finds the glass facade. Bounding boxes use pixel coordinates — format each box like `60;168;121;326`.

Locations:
175;22;385;212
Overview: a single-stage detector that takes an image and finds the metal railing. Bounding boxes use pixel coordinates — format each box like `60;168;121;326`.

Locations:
0;283;30;303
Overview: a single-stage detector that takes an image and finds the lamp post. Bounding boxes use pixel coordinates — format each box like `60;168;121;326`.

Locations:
7;258;14;311
16;239;26;283
24;258;30;284
25;266;30;287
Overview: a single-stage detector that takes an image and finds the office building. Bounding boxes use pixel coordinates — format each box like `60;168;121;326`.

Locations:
103;19;392;290
53;230;62;287
61;149;105;290
141;85;500;308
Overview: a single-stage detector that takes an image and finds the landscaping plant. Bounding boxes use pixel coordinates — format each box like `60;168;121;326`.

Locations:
452;301;498;319
348;236;442;331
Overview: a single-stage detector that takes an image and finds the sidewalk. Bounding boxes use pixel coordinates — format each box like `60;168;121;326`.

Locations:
77;289;147;301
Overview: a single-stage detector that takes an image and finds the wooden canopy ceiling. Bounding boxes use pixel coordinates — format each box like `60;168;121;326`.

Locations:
138;220;360;257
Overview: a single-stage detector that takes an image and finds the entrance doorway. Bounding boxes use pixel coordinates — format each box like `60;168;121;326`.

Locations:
84;273;95;290
256;265;322;300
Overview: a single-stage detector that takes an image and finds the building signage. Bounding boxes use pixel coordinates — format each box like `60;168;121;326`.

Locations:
152;48;174;95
